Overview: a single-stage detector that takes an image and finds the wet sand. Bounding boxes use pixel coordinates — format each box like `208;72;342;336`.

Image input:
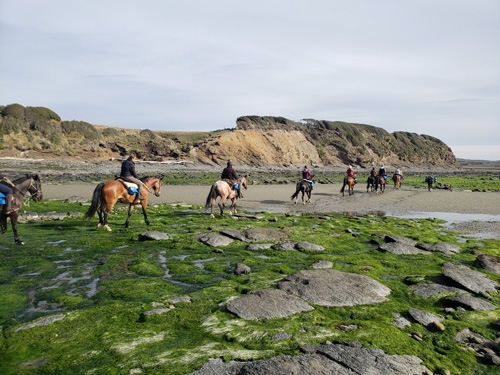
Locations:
43;181;500;216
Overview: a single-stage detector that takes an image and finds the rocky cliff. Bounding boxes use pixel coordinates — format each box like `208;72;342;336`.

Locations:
0;104;458;168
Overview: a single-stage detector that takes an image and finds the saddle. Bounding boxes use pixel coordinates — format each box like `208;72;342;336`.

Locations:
116;178;139;195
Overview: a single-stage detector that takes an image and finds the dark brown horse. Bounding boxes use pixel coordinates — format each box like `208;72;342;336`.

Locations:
366;176;376;192
205;176;248;218
340;176;356;196
84;176;163;231
376;175;386;193
0;174;43;244
292;176;314;204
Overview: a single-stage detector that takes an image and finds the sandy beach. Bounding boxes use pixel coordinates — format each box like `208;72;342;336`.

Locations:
43;181;500;216
42;181;500;239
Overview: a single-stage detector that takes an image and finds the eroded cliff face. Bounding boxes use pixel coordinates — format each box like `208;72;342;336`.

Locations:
0;103;458;168
189;129;323;167
189;116;458;168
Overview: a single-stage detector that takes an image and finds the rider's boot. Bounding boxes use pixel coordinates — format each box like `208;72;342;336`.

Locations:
5;194;14;214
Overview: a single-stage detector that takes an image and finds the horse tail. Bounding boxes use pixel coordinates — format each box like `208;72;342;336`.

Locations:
84;183;104;219
340;178;346;193
291;182;300;200
205;183;216;209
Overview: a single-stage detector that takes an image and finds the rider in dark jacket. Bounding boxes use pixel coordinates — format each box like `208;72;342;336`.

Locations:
221;160;241;198
378;165;386;178
0;174;15;214
120;154;143;199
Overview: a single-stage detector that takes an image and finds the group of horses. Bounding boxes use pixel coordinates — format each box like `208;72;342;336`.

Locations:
0;168;425;243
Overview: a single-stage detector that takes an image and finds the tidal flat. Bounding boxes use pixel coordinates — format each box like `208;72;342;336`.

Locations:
0;189;499;374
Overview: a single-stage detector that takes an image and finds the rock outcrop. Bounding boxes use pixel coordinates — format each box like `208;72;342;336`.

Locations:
0;104;458;167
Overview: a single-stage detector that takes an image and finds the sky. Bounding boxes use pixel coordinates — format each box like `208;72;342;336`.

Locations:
1;1;499;161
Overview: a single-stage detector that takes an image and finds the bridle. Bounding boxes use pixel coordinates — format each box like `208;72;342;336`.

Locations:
21;177;41;206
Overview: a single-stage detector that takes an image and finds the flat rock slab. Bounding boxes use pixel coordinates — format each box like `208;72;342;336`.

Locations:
15;314;65;332
226;289;314;320
220;228;288;242
442;262;499;297
408;307;443;327
189;342;431;375
448;294;496;311
379;242;432;255
295;241;325;251
279;269;391;307
477;253;500;274
312;260;333;269
138;231;170;241
427;242;461;255
410;283;465;298
195;232;234;247
384;235;417;246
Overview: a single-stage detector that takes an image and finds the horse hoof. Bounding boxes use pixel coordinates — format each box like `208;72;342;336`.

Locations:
97;223;102;228
210;214;215;219
104;225;112;232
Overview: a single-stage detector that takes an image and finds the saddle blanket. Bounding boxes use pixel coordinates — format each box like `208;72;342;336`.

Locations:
0;192;5;205
116;179;139;195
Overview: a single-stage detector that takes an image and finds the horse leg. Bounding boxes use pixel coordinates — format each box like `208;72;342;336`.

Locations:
124;204;134;228
210;197;216;219
218;196;226;216
141;201;150;225
103;202;115;232
10;213;23;244
0;212;6;234
231;198;237;215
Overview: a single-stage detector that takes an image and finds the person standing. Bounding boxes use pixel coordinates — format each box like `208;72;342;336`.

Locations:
120;154;143;200
0;174;15;214
221;160;241;198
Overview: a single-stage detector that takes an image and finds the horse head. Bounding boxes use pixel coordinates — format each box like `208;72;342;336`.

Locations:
151;176;162;197
239;175;248;190
28;174;43;201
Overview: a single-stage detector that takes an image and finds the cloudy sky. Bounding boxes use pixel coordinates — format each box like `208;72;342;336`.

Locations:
1;1;499;160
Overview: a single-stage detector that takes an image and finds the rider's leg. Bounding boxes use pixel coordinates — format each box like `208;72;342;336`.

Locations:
5;194;14;213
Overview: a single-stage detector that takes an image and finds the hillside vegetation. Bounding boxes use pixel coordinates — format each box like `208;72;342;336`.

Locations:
0;104;458;168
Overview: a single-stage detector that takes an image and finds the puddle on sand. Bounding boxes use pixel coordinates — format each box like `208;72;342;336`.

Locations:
385;211;500;224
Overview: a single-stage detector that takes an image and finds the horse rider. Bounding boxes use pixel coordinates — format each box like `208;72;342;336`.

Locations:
346;164;356;178
221;160;242;198
119;154;144;200
0;173;16;214
370;167;377;178
302;165;314;190
394;167;403;178
378;165;386;179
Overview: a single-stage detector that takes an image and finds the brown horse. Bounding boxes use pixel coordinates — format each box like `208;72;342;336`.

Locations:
84;176;163;231
376;175;386;193
0;174;43;244
393;174;402;189
340;176;356;196
205;176;248;218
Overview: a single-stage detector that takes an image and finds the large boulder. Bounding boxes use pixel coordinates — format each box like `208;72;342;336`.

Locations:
279;270;391;307
442;262;499;298
226;289;314;320
188;342;432;375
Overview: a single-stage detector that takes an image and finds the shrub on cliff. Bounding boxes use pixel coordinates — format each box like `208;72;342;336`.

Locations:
61;120;101;141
